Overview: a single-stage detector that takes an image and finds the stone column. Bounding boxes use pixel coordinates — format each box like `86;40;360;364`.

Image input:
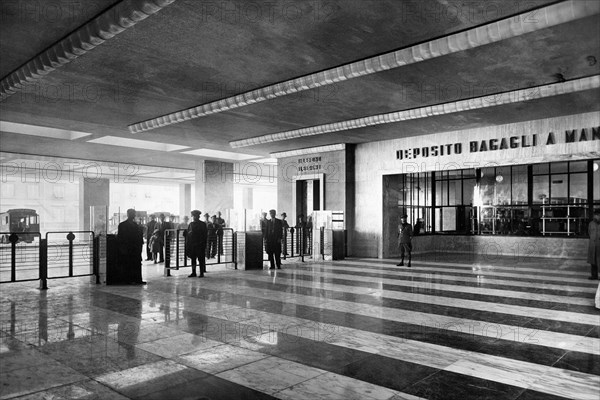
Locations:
194;160;234;215
79;177;109;231
179;184;191;217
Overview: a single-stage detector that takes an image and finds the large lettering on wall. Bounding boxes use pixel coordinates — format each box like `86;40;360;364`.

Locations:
396;127;599;160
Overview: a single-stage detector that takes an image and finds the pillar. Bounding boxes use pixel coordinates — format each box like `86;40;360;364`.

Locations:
194;160;234;215
79;177;109;231
179;184;191;217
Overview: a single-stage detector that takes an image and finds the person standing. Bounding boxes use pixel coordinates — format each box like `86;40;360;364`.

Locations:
216;211;225;256
266;209;283;269
207;215;218;259
117;209;146;284
186;210;208;277
588;209;600;280
145;214;157;261
149;226;161;264
396;214;413;268
281;212;289;256
156;213;172;263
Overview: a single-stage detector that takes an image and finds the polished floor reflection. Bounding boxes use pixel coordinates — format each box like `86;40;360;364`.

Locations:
1;253;599;399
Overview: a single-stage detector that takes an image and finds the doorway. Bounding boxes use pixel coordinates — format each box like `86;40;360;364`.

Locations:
296;179;321;218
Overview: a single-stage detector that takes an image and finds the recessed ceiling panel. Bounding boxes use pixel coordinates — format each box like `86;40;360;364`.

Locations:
87;136;189;152
0;121;92;140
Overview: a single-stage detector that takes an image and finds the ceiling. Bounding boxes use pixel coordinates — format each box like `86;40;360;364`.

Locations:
1;0;599;170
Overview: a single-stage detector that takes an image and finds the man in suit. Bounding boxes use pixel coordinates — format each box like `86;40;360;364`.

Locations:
186;210;208;277
145;214;157;261
117;208;146;284
266;209;283;270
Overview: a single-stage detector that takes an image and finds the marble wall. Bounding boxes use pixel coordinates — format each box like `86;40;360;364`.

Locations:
277;147;354;232
195;160;234;215
79;177;109;231
353;112;600;258
404;235;589;261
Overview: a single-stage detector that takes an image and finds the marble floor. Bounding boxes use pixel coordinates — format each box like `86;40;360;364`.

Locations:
1;253;599;399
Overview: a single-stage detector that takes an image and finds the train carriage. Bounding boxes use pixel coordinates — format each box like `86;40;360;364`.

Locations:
0;209;40;243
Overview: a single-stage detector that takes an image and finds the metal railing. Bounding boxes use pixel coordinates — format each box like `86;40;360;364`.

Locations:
263;226;313;263
1;231;98;289
163;228;237;276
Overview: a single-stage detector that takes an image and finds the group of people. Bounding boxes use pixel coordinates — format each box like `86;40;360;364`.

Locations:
145;211;226;264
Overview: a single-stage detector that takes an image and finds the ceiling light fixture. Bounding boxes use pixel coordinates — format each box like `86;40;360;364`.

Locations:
270;144;346;158
230;75;599;148
0;0;178;101
127;0;598;134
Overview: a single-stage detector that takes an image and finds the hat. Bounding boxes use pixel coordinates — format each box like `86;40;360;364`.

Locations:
281;212;287;217
401;214;408;218
191;210;201;217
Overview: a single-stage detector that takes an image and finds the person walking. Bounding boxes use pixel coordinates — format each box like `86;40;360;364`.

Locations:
145;214;157;261
186;210;208;277
117;209;146;284
588;209;600;280
266;209;283;270
396;214;413;268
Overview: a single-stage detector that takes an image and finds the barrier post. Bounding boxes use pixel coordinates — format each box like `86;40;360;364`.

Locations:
233;231;237;269
217;233;221;264
39;239;48;290
164;230;171;277
93;236;100;284
300;228;305;263
66;232;75;277
175;230;180;270
9;233;18;282
290;228;295;258
320;227;325;260
183;231;188;268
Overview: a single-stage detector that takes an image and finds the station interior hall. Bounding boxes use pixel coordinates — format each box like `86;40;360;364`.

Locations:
0;1;599;399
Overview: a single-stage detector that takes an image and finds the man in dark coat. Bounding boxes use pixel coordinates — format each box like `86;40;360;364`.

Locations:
145;214;157;261
186;210;208;278
117;209;145;284
266;209;283;270
588;209;600;280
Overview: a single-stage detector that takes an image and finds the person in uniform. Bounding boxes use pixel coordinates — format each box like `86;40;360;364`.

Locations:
186;210;208;277
145;214;157;261
266;209;283;270
117;208;146;284
588;209;600;280
396;214;413;268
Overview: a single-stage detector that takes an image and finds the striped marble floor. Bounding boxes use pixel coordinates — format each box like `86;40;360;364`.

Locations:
0;253;598;399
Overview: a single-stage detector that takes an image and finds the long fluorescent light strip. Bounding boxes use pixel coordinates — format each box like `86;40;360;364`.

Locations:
128;0;599;134
271;144;346;158
232;76;600;148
